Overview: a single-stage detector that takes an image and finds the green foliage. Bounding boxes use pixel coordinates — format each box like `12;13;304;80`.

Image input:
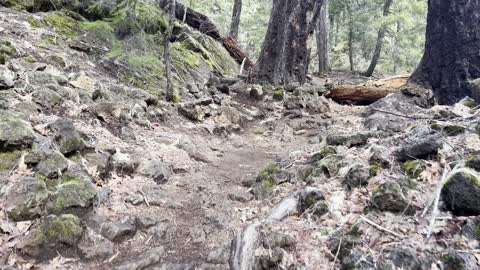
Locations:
44;12;79;38
26;16;41;28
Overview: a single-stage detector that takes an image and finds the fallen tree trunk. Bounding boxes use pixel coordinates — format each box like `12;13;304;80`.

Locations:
326;74;409;103
223;37;255;72
158;0;255;72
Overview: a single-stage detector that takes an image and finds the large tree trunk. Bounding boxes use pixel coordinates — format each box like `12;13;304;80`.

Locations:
164;0;176;102
229;0;242;40
316;0;330;74
411;0;480;105
362;0;394;77
254;0;323;85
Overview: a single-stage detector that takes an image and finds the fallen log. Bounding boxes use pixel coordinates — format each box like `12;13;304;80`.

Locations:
222;36;255;72
326;74;409;103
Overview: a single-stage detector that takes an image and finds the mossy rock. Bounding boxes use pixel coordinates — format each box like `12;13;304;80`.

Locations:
431;121;466;136
0;0;34;10
5;177;50;221
36;151;68;178
42;214;83;245
44;11;79;38
369;164;382;177
0;110;35;151
47;177;97;214
0;151;22;171
315;154;341;177
403;160;427;178
344;164;370;189
441;169;480;216
371;181;415;214
466;154;480;171
25;16;41;28
273;90;284;101
0;53;5;65
310;145;336;163
32;89;63;108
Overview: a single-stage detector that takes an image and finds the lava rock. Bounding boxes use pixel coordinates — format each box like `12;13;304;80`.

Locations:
326;131;378;147
344;164;370;189
249;85;264;100
0;110;35;150
371;181;415;214
36;151;68;178
46;177;97;214
4;177;49;221
114;247;165;270
143;160;173;184
78;228;114;260
462;217;480;240
47;118;87;155
396;126;442;161
442;250;480;270
441;169;480;216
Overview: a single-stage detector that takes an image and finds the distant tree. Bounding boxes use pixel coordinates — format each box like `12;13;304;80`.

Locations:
229;0;242;40
316;0;330;74
164;0;176;102
362;0;394;77
411;0;480;105
255;0;323;84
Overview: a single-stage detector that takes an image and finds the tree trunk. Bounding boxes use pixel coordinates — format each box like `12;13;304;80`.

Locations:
164;0;176;102
346;5;354;72
254;0;324;85
229;0;242;40
362;0;394;77
411;0;480;105
316;0;330;74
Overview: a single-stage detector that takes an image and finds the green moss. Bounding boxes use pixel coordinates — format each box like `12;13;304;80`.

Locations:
172;93;181;104
80;20;115;45
2;0;33;10
44;12;79;38
369;164;382;177
403;160;427;178
0;53;5;65
23;56;35;63
273;90;283;101
254;130;265;135
0;151;21;171
263;178;274;189
42;214;82;245
26;16;41;28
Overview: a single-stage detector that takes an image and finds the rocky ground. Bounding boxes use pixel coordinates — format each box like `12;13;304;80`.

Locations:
1;3;480;270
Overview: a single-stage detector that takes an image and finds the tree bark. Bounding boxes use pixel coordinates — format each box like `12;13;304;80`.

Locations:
362;0;394;77
164;0;176;102
411;0;480;105
316;0;330;74
254;0;324;85
229;0;242;40
346;4;354;72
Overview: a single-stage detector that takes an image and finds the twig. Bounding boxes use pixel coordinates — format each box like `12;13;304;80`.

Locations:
138;191;150;207
105;251;120;263
360;215;403;238
331;238;342;270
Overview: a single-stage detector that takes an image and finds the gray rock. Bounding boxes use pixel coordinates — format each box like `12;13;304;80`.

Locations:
344;164;370;189
143;160;172;184
371;181;415;214
462;217;480;240
396;126;442;161
47;118;87;155
108;149;139;176
250;85;263;100
385;247;430;270
4;177;49;221
341;249;374;270
136;216;158;231
114;247;165;270
442;250;479;270
368;144;392;168
326;131;379;147
78;228;114;260
0;110;35;150
88;215;137;242
441;169;480;216
32;89;63;108
46;177;97;214
0;65;15;89
228;192;253;203
36;151;68;178
297;189;325;213
466;154;480;171
178;103;207;121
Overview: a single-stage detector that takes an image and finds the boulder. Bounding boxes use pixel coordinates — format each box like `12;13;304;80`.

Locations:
78;228;114;260
87;215;137;242
462;217;480;241
441;168;480;216
32;89;63;108
442;250;480;270
36;151;68;178
371;181;415;214
108;149;139;176
344;164;370;189
249;85;263;100
0;65;15;89
396;126;442;161
47;118;87;155
4;177;49;221
0;111;35;150
367;144;392;168
47;177;97;214
466;154;480;171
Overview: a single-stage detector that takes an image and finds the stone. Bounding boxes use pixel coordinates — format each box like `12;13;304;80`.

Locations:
143;160;173;184
367;144;392;168
42;214;83;245
91;102;131;122
47;118;87;155
341;250;375;270
403;160;427;178
441;169;480;216
0;151;22;172
396;126;442;161
4;177;49;221
0;110;35;150
371;181;415;214
114;247;165;270
130;88;158;105
36;151;68;178
69;74;97;95
315;154;342;178
297;189;325;213
178;103;207;121
462;217;480;240
442;250;479;270
249;85;264;100
92;216;137;242
310;145;337;163
431;121;466;136
326;131;378;147
466;154;480;171
228;192;254;203
135;216;158;231
0;65;15;89
384;247;430;270
47;177;97;214
108;149;139;176
78;228;114;260
344;164;370;189
32;89;63;108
